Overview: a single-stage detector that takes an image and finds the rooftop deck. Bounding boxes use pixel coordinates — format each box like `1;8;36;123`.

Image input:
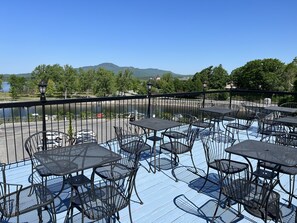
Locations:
3;121;297;223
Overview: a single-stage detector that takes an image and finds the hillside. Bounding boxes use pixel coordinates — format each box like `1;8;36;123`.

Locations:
79;63;187;79
2;63;191;80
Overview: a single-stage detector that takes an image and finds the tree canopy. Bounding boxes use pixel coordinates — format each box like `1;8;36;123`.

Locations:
2;56;297;100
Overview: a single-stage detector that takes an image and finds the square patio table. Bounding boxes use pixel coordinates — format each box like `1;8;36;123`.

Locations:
264;106;297;116
199;107;235;132
199;107;234;116
225;139;297;217
34;142;121;219
274;116;297;128
225;139;297;168
130;118;181;173
34;142;122;176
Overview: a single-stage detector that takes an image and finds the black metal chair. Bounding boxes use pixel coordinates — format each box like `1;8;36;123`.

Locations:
226;107;254;141
113;126;152;172
24;130;73;195
66;140;142;223
256;112;283;141
190;112;215;137
92;135;145;205
160;128;200;181
162;119;194;141
200;132;248;192
258;132;297;207
162;113;195;137
213;160;282;223
0;163;56;223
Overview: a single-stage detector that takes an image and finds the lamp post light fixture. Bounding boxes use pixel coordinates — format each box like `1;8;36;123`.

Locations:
38;80;47;101
147;80;153;118
38;80;47;149
202;82;207;108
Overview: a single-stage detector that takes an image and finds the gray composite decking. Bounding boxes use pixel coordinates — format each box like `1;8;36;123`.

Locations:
2;122;297;223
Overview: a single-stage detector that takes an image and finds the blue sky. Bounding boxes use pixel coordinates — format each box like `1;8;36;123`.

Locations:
1;0;296;75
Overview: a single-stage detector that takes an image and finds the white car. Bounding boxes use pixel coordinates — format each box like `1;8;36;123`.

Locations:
46;131;63;140
75;130;96;138
37;138;62;150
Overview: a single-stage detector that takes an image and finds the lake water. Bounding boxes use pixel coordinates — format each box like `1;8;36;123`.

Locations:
1;82;10;92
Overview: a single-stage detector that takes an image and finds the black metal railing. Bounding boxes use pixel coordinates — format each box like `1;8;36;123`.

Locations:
1;89;296;164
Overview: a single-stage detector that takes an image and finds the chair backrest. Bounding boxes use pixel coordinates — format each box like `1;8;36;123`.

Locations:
201;132;235;165
185;128;199;148
24;131;72;168
216;160;281;221
113;126;142;153
73;165;137;221
275;132;297;148
256;112;276;134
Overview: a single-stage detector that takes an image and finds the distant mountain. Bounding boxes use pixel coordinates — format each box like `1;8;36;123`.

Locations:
2;63;191;80
79;63;186;79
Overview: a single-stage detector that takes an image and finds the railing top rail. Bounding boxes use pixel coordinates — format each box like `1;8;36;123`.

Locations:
1;89;296;109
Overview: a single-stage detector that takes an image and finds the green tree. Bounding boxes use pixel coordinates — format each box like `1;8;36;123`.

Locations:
284;57;297;91
8;75;26;99
191;65;228;91
116;69;133;95
77;68;96;95
210;65;229;89
0;75;3;91
159;73;175;93
92;68;116;96
231;58;285;91
56;65;77;98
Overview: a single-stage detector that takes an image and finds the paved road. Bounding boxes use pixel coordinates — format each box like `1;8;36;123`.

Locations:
0;118;130;163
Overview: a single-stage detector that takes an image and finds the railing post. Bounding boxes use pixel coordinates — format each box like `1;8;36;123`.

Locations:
147;80;152;118
229;82;234;109
202;82;207;108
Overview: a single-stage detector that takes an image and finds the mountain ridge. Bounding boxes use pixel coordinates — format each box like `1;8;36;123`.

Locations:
2;63;190;79
79;62;186;79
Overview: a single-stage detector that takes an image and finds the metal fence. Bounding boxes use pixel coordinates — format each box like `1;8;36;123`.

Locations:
1;89;296;164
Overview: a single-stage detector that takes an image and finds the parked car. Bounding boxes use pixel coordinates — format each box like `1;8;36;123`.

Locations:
74;129;97;144
75;130;96;138
37;138;62;150
46;131;63;140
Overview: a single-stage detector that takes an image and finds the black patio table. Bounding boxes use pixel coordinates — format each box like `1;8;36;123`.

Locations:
274;116;297;132
130;117;181;173
226;139;297;214
34;142;122;177
264;106;297;117
199;106;235;132
225;140;297;168
34;142;121;220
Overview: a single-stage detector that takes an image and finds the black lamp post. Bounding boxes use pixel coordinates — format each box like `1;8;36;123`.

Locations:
38;80;47;149
229;81;234;109
147;80;153;118
202;82;207;108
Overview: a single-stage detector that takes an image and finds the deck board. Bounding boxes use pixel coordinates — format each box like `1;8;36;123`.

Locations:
2;121;297;222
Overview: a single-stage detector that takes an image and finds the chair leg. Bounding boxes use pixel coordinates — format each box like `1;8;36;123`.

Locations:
128;203;133;223
198;167;210;193
211;189;223;223
288;175;295;207
171;154;178;182
246;129;250;139
132;171;144;205
190;151;198;174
